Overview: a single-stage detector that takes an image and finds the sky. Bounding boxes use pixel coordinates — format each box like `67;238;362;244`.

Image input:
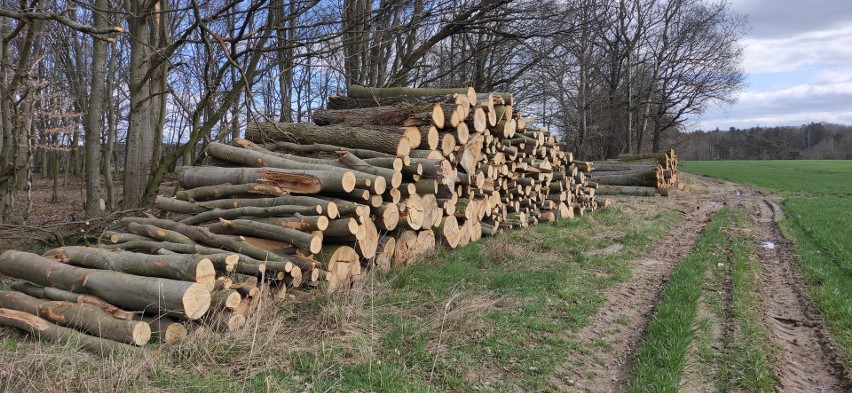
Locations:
695;0;852;131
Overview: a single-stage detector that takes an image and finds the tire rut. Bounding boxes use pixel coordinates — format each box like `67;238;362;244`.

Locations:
733;190;848;392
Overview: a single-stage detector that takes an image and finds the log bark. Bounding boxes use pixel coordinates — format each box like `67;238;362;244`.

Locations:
0;250;210;320
44;247;216;291
245;122;411;157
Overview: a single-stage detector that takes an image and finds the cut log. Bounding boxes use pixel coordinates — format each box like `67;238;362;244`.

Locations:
43;247;216;291
178;166;356;194
210;290;241;311
245;122;411;157
393;230;418;267
193;196;339;219
414;230;436;259
0;290;151;346
0;251;210;320
141;315;186;343
0;308;137;355
206;311;246;333
374;202;400;231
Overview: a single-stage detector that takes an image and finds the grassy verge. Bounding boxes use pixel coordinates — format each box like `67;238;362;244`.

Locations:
627;208;732;391
0;204;682;391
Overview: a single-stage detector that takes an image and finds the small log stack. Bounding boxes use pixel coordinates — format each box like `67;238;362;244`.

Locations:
0;86;603;352
585;149;679;197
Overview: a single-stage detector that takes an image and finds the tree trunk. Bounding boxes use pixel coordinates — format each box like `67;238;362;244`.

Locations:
83;0;109;217
0;250;210;320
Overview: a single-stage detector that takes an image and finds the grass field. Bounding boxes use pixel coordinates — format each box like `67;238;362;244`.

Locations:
682;160;852;368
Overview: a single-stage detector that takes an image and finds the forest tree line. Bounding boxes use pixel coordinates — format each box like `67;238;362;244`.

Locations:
676;123;852;161
0;0;745;222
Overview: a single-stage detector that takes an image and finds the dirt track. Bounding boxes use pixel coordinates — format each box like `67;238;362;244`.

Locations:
565;175;849;392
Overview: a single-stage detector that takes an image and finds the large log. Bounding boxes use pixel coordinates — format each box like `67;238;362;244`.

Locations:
0;250;210;320
0;290;151;346
245;122;411;157
0;308;137;355
178;166;356;194
43;247;216;291
312;104;435;128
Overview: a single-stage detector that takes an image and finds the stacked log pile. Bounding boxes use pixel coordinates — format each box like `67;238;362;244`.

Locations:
0;86;602;352
585;150;679;196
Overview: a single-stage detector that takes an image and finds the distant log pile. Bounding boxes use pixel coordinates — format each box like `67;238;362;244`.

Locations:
0;86;605;352
585;150;679;196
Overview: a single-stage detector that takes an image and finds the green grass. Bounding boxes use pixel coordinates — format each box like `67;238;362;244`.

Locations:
627;208;732;392
683;159;852;369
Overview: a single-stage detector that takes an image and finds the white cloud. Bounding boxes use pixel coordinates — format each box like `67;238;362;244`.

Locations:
741;25;852;73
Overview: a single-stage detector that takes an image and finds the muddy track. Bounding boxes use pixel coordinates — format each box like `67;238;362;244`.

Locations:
563;176;727;392
564;176;849;392
731;188;849;392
